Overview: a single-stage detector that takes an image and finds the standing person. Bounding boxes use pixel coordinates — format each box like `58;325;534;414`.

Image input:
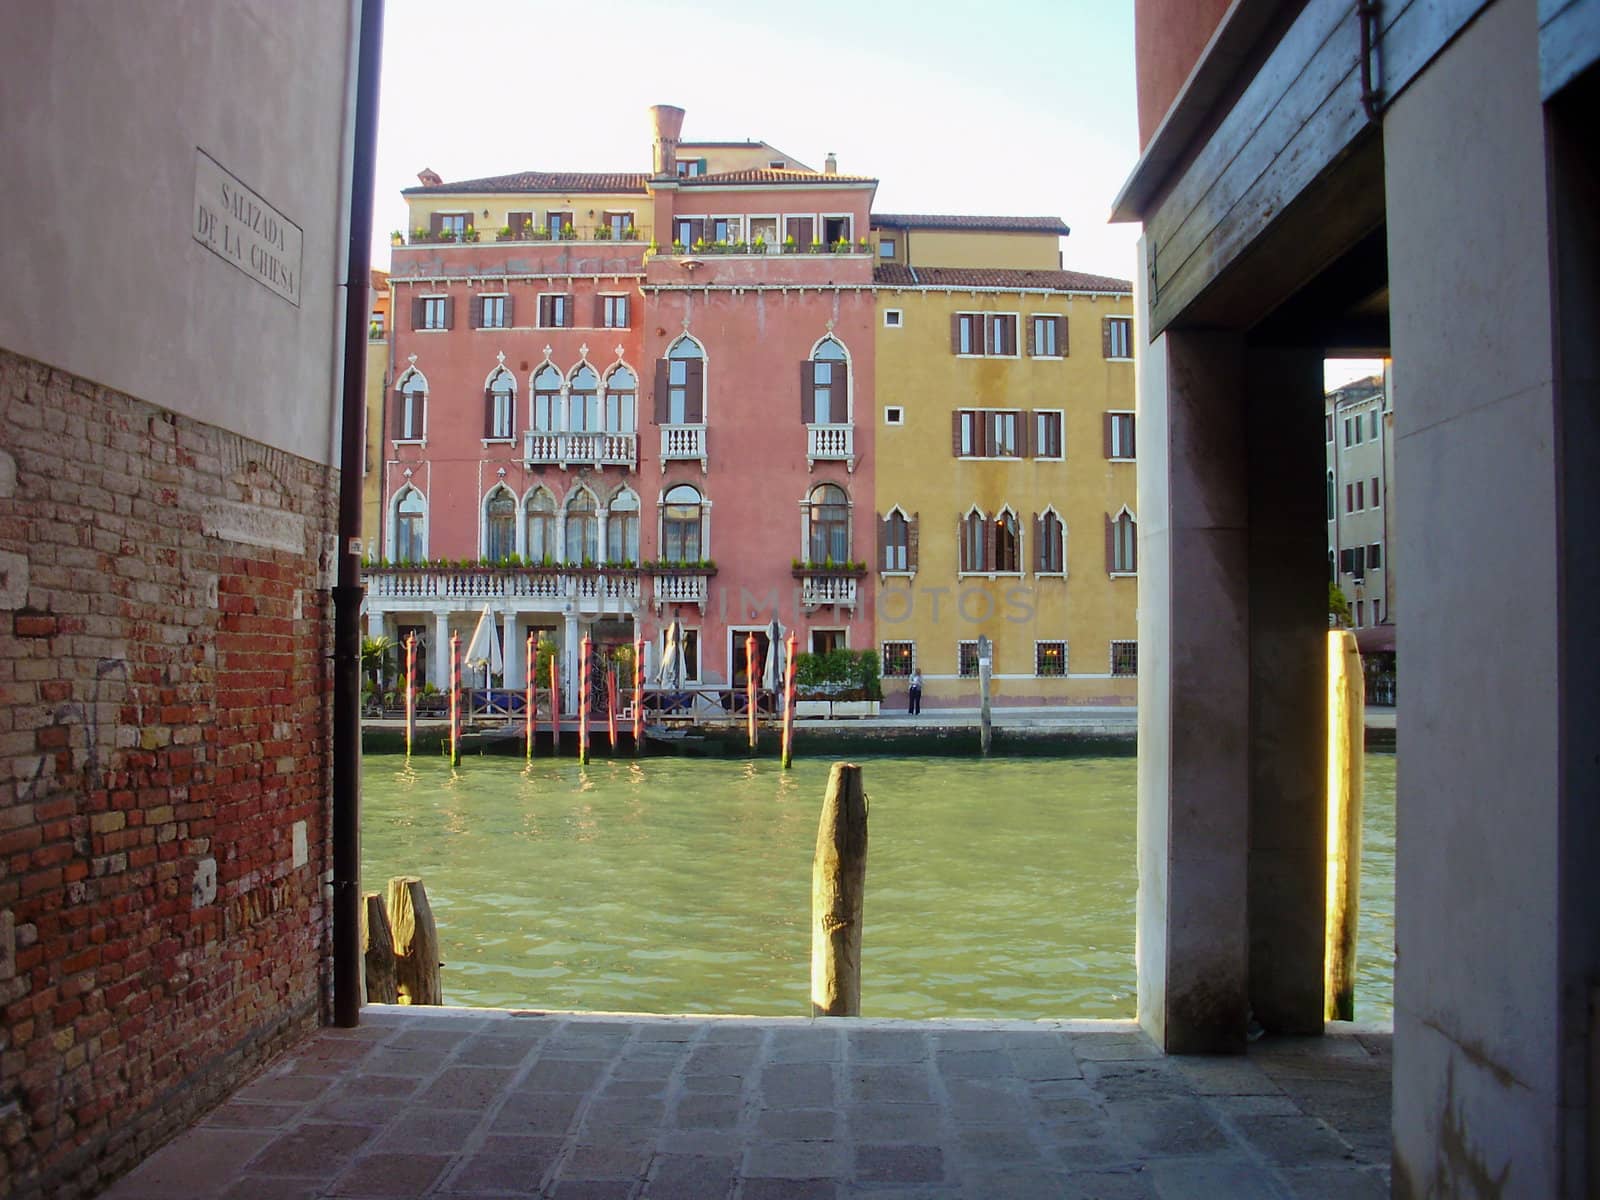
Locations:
908;667;923;716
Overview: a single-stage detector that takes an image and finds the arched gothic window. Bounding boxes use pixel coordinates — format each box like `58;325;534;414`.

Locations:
484;488;516;562
607;489;640;565
564;490;599;565
662;485;703;562
524;488;556;564
393;488;426;563
808;484;850;564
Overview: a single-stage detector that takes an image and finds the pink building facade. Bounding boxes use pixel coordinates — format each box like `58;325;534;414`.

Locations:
369;107;877;707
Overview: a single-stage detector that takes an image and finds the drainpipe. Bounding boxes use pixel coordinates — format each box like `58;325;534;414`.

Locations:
333;0;385;1028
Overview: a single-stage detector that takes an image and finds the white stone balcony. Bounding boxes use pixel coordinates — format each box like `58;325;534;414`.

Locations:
523;430;637;471
659;424;707;473
651;571;711;613
798;573;860;610
365;567;640;608
806;423;855;471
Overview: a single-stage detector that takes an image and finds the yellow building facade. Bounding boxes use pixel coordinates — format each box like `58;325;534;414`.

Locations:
872;221;1137;708
361;269;391;556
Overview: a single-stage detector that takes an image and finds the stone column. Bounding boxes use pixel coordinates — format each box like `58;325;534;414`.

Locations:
1135;295;1251;1054
563;610;580;712
430;612;449;689
503;612;524;689
1245;346;1329;1034
1384;0;1576;1190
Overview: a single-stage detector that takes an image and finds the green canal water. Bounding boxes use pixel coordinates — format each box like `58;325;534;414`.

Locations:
363;752;1396;1022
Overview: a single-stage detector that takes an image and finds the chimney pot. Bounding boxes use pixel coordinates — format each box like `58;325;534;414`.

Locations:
824;152;837;175
650;105;686;178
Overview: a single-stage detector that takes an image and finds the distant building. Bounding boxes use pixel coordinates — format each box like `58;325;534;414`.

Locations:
1325;370;1394;636
368;106;1136;709
362;268;391;559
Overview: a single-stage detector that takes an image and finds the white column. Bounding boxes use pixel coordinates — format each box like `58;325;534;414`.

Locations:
504;612;524;689
430;611;450;689
563;611;580;711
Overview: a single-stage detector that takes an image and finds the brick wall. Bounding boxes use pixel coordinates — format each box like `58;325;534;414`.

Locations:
0;347;337;1199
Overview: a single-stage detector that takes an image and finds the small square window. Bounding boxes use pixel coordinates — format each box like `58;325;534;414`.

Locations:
882;642;915;677
421;297;447;330
884;309;903;328
1036;641;1067;677
878;238;896;258
958;641;981;678
1110;640;1138;677
884;407;904;426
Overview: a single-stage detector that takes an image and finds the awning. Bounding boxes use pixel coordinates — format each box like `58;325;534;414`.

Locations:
1355;624;1395;654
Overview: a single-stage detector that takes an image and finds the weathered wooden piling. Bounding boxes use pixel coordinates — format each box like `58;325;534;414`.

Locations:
385;875;442;1005
632;635;643;754
781;630;797;769
404;632;416;757
746;632;758;752
361;891;398;1004
525;632;536;760
549;656;560;756
579;635;591;764
1325;629;1365;1021
977;634;993;755
811;762;868;1017
606;667;618;752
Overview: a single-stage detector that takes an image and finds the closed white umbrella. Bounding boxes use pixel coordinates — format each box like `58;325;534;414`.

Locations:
763;619;783;691
657;619;683;690
464;605;503;685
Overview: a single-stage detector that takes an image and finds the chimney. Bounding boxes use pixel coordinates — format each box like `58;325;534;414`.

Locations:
824;152;837;175
650;105;686;178
417;167;442;187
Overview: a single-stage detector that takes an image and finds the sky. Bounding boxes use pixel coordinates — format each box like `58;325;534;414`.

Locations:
369;0;1383;390
371;0;1142;281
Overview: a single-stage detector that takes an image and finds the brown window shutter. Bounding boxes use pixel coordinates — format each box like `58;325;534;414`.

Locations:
1128;414;1137;458
594;293;606;327
684;359;704;422
391;390;404;440
1103;413;1114;458
876;515;887;571
952;411;963;455
1130;520;1138;573
484;389;494;438
984;516;997;573
428;213;443;235
470;296;481;329
1023;412;1035;458
1061;315;1070;356
951;313;961;354
908;513;919;571
502;294;514;328
410;296;424;331
1102;318;1113;358
560;293;572;328
801;362;815;424
1026;318;1035;356
444;296;455;330
1032;513;1042;570
652;360;670;423
838;360;850;418
1105;514;1115;573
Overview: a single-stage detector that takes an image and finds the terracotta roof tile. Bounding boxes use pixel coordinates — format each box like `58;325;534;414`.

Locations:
872;213;1071;236
874;264;1132;293
402;171;649;195
680;168;876;186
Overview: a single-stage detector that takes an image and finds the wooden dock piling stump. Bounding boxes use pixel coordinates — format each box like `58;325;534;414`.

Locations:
1325;630;1364;1021
385;875;442;1005
361;891;398;1005
811;762;868;1017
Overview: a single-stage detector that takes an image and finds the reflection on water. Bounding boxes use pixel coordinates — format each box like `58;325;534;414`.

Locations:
362;752;1395;1022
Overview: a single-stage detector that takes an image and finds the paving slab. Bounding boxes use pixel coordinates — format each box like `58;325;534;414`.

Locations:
100;1009;1390;1200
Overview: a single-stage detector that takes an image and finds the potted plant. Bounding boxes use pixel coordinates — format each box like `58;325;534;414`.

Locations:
783;235;797;253
496;225;513;241
594;223;613;240
810;238;824;254
463;225;480;243
623;224;639;241
391;229;406;246
559;222;577;241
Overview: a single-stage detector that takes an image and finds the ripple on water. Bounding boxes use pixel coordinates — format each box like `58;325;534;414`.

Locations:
363;752;1395;1021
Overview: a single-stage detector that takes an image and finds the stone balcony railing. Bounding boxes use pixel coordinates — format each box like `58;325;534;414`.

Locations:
806;424;855;471
649;570;714;613
365;567;641;607
659;424;707;473
796;572;861;610
523;431;637;471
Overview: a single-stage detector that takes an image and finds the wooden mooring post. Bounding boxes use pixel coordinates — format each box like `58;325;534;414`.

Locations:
579;635;592;765
448;632;461;767
1325;629;1364;1021
746;632;758;752
977;634;993;755
811;762;868;1017
781;630;797;769
361;891;398;1004
385;875;442;1005
404;632;416;757
525;631;536;761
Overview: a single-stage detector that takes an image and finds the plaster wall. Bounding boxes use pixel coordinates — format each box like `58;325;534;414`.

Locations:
404;193;652;243
873;287;1137;707
0;0;355;468
1385;0;1567;1191
893;229;1062;271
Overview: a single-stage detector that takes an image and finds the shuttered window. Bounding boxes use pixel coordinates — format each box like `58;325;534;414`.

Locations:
880;510;917;573
476;294;509;329
484;368;515;440
950;312;1020;357
1108;510;1137;574
1105;412;1135;460
414;296;450;331
954;410;1021;458
805;338;849;424
1029;315;1066;357
537;294;569;329
1103;316;1133;359
656;339;705;424
1036;511;1065;574
1034;411;1064;459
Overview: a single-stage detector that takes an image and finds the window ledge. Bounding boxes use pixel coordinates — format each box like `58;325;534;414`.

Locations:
1034;455;1065;462
1108;455;1136;463
1030;354;1065;361
1105;356;1135;363
392;438;427;447
957;571;1026;580
1034;571;1068;579
416;328;449;334
1109;571;1137;579
879;570;916;579
955;455;1025;462
481;438;516;446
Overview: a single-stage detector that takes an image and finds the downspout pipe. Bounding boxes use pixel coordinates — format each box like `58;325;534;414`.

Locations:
333;0;385;1028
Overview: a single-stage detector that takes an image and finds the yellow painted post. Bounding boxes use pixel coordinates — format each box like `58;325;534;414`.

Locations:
632;635;643;754
811;762;867;1016
1325;629;1365;1022
607;667;618;753
781;630;798;769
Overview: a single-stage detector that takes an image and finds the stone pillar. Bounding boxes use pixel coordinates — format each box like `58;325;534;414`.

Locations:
563;610;580;712
1245;346;1329;1034
430;612;449;689
1384;0;1576;1190
1135;293;1251;1054
503;612;524;689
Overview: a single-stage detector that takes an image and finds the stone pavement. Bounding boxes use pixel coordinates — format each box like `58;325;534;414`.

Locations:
103;1007;1391;1199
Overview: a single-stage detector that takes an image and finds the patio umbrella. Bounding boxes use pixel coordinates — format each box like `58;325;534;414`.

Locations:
464;605;503;686
763;619;784;692
657;619;682;690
